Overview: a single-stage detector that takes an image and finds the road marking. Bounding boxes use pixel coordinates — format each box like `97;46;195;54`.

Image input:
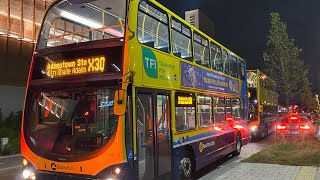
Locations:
295;166;317;180
0;154;21;160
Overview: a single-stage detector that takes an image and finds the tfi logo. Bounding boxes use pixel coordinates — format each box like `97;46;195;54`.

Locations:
51;163;57;170
142;47;158;78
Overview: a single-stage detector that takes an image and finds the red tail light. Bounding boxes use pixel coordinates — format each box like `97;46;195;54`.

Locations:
277;125;286;130
299;124;310;130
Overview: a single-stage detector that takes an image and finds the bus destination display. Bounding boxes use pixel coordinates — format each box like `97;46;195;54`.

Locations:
46;56;106;78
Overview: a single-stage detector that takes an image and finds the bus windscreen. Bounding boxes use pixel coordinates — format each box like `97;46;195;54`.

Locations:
37;0;126;49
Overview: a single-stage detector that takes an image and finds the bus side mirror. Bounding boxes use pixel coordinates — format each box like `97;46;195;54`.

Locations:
114;89;127;116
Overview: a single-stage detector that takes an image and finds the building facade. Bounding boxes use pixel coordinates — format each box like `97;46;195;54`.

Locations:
0;0;54;117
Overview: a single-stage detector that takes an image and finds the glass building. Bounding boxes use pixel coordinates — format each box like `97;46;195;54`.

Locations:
0;0;54;116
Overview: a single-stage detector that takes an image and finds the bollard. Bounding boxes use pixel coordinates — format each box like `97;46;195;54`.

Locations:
1;137;9;152
317;126;320;139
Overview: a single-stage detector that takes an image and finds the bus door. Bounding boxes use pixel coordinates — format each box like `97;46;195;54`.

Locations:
136;91;172;180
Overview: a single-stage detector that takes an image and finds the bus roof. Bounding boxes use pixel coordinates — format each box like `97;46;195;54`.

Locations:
151;0;245;62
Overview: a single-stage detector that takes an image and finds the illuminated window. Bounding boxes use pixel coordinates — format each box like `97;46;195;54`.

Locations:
222;50;228;74
175;92;196;132
137;1;169;53
197;95;213;127
38;0;126;49
232;99;242;121
194;32;210;68
229;55;239;78
210;42;222;72
226;98;232;118
214;97;226;124
171;18;193;61
239;61;246;80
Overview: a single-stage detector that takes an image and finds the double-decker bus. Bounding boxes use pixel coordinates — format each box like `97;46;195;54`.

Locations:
21;0;250;179
247;70;278;139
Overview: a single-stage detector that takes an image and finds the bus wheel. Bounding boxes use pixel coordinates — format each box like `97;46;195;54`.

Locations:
232;133;242;156
179;152;192;179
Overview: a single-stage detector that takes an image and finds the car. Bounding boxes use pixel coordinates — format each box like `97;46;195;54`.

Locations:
298;113;316;125
276;114;316;138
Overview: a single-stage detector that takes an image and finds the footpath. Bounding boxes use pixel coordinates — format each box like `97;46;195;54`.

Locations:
200;162;320;180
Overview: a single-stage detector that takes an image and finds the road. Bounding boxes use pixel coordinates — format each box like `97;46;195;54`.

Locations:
0;136;271;180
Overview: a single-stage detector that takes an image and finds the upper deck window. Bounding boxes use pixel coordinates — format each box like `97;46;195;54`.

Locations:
137;1;169;52
37;0;126;50
171;18;193;61
194;32;209;68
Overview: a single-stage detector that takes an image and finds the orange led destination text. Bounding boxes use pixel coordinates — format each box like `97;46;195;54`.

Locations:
46;56;106;78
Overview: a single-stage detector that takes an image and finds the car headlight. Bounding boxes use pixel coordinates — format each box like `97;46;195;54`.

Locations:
251;125;257;131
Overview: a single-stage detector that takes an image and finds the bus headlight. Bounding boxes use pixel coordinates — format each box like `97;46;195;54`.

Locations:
22;158;28;167
22;158;36;180
251;125;257;131
22;169;36;180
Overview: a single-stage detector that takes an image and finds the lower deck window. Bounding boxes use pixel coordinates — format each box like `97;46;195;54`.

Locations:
175;92;196;132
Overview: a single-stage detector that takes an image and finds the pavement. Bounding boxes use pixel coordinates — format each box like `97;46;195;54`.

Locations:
199;134;320;180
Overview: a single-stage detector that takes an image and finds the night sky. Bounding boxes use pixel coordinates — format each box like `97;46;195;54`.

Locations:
157;0;320;92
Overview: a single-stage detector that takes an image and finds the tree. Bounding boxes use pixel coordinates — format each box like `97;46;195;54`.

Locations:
263;12;309;106
301;79;318;110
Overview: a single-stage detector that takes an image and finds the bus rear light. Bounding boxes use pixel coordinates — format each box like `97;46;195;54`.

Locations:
299;125;310;130
276;125;286;130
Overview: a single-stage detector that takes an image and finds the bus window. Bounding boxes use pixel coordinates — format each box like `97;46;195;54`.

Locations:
28;89;117;155
229;55;239;78
171;18;193;61
175;92;196;131
226;98;232;118
210;42;223;72
197;95;213;127
239;61;246;80
214;97;226;124
37;0;126;49
137;1;169;52
222;50;228;74
194;33;210;68
240;99;246;120
232;99;241;121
